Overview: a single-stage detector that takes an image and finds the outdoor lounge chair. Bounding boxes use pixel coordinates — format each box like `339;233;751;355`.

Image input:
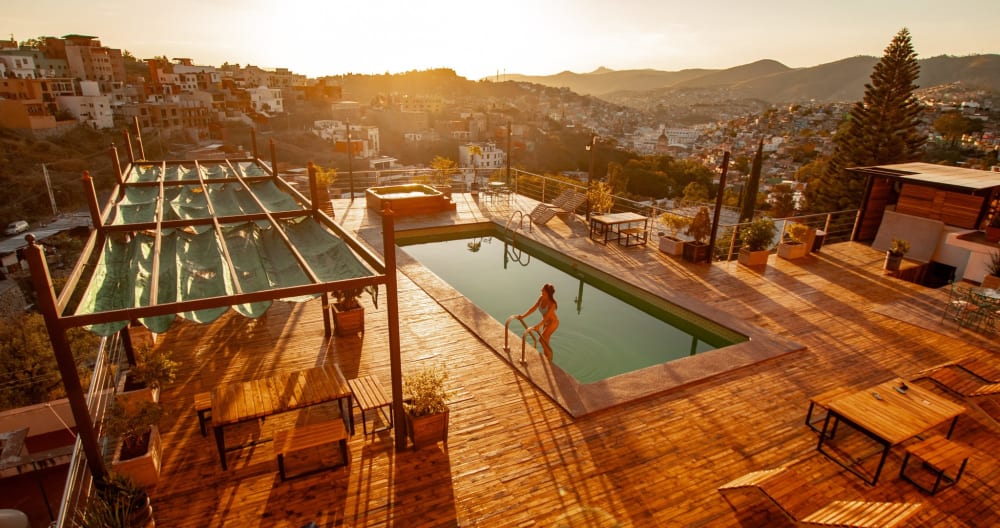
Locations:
529;190;587;225
718;466;922;527
918;365;1000;397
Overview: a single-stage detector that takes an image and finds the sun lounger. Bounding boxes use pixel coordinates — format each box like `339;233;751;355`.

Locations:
718;466;922;527
530;190;587;225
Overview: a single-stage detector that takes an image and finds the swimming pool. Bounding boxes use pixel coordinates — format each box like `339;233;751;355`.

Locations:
398;227;747;383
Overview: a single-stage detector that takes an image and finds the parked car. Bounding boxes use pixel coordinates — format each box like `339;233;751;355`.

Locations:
4;220;28;235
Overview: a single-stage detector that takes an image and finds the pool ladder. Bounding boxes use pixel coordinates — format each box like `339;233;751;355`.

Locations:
503;210;532;266
504;315;541;364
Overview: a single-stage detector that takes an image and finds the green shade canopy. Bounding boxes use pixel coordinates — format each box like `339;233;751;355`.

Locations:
73;159;379;336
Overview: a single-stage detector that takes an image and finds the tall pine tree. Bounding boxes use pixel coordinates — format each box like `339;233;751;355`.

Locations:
804;28;925;213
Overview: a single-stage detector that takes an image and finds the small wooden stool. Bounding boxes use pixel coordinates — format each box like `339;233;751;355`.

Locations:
274;419;349;481
348;375;393;436
900;435;972;494
194;392;212;437
805;386;854;435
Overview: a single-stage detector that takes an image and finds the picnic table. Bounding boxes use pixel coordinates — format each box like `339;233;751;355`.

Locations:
589;212;649;247
211;364;353;470
816;377;965;485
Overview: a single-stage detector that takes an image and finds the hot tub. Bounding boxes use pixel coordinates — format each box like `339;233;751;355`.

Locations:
365;184;456;216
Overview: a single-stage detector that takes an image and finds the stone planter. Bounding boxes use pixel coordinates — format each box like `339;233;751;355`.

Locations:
112;425;162;488
777;242;808;260
658;236;686;256
738;248;770;267
405;409;449;449
118;371;160;405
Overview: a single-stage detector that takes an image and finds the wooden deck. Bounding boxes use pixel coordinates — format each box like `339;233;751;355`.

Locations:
138;193;1000;527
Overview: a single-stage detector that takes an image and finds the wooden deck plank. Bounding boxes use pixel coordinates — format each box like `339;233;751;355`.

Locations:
140;195;999;528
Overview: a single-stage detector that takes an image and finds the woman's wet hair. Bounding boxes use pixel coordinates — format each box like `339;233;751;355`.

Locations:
543;283;556;300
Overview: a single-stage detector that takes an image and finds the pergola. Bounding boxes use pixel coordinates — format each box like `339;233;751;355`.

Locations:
25;127;406;482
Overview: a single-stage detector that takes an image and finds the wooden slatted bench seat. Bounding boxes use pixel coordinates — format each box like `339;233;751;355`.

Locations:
194;391;212;437
719;466;922;527
619;228;648;247
805;386;855;435
347;375;394;436
273;420;349;481
900;435;973;494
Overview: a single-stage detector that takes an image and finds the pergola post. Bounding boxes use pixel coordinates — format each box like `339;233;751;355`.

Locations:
122;127;135;165
381;205;406;450
132;116;145;161
24;237;106;481
110;144;124;186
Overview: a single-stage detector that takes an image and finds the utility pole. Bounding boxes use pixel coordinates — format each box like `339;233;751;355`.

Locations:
42;164;58;216
347;120;354;200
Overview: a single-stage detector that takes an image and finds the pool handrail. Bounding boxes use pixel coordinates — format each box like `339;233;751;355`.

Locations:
504;315;541;363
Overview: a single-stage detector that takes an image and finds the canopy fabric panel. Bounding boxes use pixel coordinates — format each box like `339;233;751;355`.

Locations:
73;160;379;336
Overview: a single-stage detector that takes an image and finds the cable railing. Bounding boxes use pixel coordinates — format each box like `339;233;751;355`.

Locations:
53;332;126;528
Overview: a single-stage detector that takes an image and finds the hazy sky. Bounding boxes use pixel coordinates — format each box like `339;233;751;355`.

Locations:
4;0;998;80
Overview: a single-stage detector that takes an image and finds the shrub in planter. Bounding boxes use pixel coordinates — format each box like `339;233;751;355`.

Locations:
738;218;777;267
104;397;164;487
76;472;155;528
682;207;712;262
777;222;812;260
403;367;450;449
658;212;691;256
121;346;177;404
333;287;365;336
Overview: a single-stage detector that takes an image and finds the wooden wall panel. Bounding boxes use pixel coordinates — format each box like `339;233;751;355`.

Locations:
896;183;982;229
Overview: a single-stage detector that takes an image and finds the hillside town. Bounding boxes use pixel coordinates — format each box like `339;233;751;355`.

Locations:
2;34;998;194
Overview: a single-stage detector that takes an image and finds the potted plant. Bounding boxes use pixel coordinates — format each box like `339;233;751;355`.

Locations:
403;367;450;449
76;472;155;528
586;181;614;219
120;346;177;404
658;212;691;256
332;287;365;337
737;218;777;267
104;397;164;487
682;207;712;263
883;238;910;271
986;214;1000;243
777;222;813;260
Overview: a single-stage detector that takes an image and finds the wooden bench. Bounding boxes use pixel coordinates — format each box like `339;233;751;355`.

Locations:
348;375;393;436
273;419;349;481
194;391;212;437
805;386;855;435
618;227;648;247
719;466;922;527
900;435;973;494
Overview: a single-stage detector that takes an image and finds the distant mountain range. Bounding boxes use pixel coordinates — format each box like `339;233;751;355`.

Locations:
503;55;1000;104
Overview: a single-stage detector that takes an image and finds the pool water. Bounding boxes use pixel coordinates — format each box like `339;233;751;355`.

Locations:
399;230;746;383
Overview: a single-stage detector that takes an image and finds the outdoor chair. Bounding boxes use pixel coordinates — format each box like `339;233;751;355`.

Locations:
718;466;922;527
913;356;1000;384
941;282;986;330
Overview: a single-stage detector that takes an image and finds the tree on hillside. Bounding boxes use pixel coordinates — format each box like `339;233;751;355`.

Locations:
740;139;764;223
803;28;925;213
933;111;984;148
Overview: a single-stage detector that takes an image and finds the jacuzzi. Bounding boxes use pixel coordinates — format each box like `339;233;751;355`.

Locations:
365;184;455;216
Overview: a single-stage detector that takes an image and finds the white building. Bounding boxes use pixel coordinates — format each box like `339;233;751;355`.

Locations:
56;80;113;129
248;85;283;114
312;120;381;158
0;53;37;79
458;142;506;169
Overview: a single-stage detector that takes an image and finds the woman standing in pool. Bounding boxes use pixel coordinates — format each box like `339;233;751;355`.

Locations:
518;283;559;361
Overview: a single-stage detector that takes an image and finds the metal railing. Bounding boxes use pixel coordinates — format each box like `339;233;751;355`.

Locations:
53;332;127;528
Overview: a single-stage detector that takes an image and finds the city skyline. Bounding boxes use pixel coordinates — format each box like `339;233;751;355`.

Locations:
3;0;999;81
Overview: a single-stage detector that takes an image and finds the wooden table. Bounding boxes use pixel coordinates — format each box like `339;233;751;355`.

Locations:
211;364;353;470
816;378;965;485
589;212;649;247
